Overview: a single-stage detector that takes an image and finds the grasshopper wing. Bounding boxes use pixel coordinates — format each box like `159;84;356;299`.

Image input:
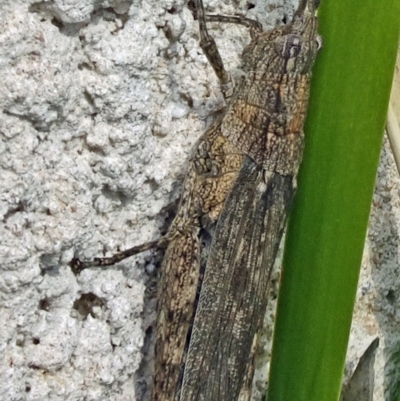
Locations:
181;156;296;401
152;231;200;401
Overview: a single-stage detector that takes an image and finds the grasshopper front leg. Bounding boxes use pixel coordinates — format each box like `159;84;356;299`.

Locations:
194;0;262;98
194;0;230;93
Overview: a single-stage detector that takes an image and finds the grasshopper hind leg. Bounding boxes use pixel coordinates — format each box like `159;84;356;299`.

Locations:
70;236;168;274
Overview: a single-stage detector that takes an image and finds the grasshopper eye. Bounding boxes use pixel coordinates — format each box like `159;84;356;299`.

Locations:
275;34;302;58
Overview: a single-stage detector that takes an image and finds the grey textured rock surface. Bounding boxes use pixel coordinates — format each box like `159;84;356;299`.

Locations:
0;0;398;400
352;137;400;401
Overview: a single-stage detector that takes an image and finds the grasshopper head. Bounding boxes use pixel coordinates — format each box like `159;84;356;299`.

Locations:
243;0;322;75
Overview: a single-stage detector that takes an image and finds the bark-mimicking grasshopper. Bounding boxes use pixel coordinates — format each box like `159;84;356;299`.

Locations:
71;1;322;400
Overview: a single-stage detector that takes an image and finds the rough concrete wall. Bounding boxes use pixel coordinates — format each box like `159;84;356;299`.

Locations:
0;0;399;400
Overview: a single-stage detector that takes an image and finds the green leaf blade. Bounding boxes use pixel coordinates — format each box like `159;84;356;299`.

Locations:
267;1;400;400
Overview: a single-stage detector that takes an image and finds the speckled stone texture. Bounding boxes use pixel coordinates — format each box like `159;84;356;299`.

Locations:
0;0;398;400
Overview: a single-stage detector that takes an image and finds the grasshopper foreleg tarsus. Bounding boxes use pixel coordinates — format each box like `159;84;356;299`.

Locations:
70;236;168;274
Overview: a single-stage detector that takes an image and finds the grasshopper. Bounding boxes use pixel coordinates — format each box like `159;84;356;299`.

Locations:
71;0;322;400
